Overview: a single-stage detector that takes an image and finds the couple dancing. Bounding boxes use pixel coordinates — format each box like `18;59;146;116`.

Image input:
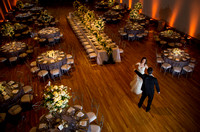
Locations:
130;57;160;112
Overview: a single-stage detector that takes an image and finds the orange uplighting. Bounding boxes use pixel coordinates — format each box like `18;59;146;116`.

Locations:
189;1;199;37
129;0;132;9
152;0;159;19
2;0;8;12
169;0;182;27
120;0;122;3
0;8;5;20
7;0;13;10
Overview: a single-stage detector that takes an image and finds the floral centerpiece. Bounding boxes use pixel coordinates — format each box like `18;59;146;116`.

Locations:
129;2;143;19
14;23;22;30
134;2;143;11
39;10;53;23
73;0;81;10
0;23;15;37
46;50;57;59
108;0;115;7
172;48;181;56
16;0;24;9
43;82;71;113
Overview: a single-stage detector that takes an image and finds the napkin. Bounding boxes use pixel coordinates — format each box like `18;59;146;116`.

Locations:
39;123;47;129
12;90;19;94
43;61;47;64
45;114;53;119
12;84;19;88
8;81;14;85
79;121;87;126
76;112;84;117
67;107;75;113
58;124;64;130
57;58;62;61
4;95;10;100
50;60;55;63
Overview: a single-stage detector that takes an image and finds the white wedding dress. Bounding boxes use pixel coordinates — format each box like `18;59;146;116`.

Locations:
130;63;147;95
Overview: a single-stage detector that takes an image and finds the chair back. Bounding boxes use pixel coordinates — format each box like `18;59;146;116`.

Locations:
91;98;100;117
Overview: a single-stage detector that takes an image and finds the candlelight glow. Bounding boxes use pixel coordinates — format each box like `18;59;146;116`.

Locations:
169;0;182;27
2;0;8;12
152;0;159;18
120;0;122;3
129;0;132;9
189;1;199;37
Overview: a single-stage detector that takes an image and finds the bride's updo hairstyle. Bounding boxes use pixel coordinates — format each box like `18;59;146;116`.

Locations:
140;57;147;65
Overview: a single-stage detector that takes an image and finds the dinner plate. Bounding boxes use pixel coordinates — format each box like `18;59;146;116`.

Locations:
12;89;19;94
43;61;47;64
57;58;62;61
8;81;15;85
50;60;55;63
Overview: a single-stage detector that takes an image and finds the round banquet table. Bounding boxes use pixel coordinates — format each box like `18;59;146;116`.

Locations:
36;107;90;132
124;24;144;35
30;7;44;13
104;11;119;19
160;35;181;43
15;12;32;20
0;81;24;112
37;50;67;71
162;49;190;68
38;27;60;39
23;3;34;9
97;2;109;7
0;41;27;58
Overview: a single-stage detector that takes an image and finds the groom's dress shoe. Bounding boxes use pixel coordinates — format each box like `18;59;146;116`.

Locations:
146;108;150;112
138;103;142;108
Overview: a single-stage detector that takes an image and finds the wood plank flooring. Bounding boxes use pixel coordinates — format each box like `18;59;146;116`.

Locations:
1;1;200;132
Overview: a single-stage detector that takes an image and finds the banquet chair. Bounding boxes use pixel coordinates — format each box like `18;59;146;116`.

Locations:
136;34;143;41
120;32;127;39
30;61;37;67
160;63;172;75
54;36;61;43
156;57;164;67
29;127;37;132
72;92;84;110
119;41;126;55
128;34;135;41
9;56;18;66
19;53;28;63
89;114;104;132
37;70;49;82
172;66;182;78
50;68;61;81
87;48;95;54
7;105;22;124
86;99;100;123
88;53;97;62
20;94;34;110
0;57;7;67
67;50;75;68
61;64;71;76
188;62;195;69
48;38;55;46
182;65;193;78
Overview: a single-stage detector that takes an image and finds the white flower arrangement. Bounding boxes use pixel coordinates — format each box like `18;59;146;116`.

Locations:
134;2;143;11
172;48;181;56
129;2;143;19
46;50;57;59
39;10;53;23
43;81;71;113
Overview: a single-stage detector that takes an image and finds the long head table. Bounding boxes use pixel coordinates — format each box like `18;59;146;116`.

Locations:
71;15;121;65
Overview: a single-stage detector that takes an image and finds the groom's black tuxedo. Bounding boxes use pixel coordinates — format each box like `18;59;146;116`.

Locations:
135;70;160;111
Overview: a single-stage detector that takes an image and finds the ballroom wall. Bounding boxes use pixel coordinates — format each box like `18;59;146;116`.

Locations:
116;0;200;39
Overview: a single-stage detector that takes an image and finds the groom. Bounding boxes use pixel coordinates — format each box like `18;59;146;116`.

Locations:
134;67;160;112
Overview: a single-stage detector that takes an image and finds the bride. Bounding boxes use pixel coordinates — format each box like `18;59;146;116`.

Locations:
130;57;148;95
